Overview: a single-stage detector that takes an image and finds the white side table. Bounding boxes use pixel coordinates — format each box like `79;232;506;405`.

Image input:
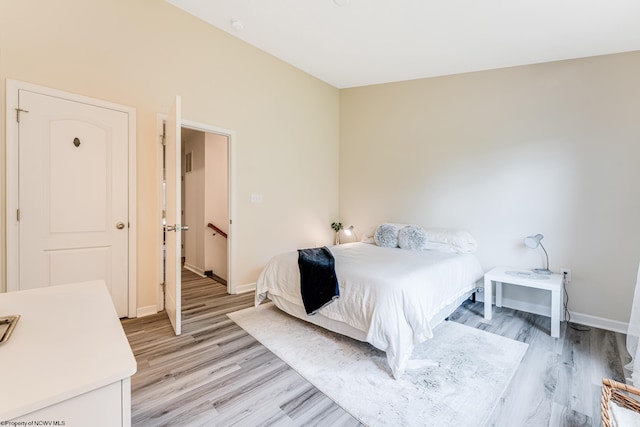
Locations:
484;266;564;338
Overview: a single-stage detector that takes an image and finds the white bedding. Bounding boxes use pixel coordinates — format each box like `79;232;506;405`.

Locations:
255;242;484;378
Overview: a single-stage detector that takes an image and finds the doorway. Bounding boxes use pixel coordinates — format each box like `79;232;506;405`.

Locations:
157;116;235;315
181;128;229;284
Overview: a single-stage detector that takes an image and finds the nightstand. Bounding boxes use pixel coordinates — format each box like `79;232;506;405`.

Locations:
484;266;564;338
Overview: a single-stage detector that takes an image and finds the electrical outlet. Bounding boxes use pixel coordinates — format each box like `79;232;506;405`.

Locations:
561;268;572;283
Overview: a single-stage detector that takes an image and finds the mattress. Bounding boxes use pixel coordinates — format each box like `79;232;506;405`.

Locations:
255;242;484;378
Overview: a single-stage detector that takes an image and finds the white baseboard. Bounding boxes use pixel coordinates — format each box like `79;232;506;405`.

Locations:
232;282;256;295
137;305;158;318
139;285;629;333
475;290;627;334
137;280;252;317
568;311;628;334
184;263;206;277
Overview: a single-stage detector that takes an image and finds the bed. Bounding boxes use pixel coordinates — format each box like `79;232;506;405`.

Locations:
255;239;484;379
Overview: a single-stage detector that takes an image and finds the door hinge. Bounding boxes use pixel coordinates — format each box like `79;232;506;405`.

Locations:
161;123;166;146
16;209;20;221
15;108;29;123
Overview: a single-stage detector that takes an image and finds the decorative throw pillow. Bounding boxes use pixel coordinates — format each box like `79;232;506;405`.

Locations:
398;225;428;250
374;223;400;247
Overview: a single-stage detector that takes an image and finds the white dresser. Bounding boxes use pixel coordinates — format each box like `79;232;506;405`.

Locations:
0;281;137;425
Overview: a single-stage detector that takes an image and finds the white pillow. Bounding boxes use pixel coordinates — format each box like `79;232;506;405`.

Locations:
374;223;401;247
398;225;428;250
422;241;459;253
424;228;478;253
360;225;377;244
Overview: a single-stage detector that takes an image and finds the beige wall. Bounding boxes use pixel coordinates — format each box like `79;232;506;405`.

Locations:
184;132;206;275
0;0;340;310
3;0;638;326
340;51;640;324
205;132;229;280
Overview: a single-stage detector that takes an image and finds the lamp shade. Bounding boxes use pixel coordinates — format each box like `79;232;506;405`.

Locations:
344;225;355;236
524;234;544;249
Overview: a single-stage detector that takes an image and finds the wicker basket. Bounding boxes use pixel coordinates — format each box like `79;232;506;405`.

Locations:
601;378;640;427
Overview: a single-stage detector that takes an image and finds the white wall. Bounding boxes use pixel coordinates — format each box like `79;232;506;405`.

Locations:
184;132;206;275
205;133;229;280
340;52;640;324
183;131;228;280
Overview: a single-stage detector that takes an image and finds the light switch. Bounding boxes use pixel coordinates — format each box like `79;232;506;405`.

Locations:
251;193;263;204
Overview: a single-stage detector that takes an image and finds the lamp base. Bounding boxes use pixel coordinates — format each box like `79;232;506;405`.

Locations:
532;268;552;275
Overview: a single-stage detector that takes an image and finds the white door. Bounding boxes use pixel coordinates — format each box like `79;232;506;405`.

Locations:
14;89;130;316
165;96;183;335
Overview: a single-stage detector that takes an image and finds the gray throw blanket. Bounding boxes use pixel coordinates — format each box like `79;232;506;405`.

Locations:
297;246;340;315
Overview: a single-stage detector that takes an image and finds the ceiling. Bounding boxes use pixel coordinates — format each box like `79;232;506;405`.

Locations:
167;0;640;89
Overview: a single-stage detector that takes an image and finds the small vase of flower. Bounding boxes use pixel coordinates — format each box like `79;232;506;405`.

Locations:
331;222;343;245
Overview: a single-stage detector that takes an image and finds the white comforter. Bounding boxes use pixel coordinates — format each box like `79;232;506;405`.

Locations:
255;242;484;378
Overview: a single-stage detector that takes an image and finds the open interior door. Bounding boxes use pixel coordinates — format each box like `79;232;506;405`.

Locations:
165;96;184;335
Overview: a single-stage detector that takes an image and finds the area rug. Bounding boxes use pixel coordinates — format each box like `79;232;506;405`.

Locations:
228;303;528;427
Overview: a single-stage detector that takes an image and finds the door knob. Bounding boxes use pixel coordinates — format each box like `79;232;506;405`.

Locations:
181;225;190;231
116;222;125;230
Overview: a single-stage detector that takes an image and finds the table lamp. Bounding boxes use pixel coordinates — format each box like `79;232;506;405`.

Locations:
524;233;552;274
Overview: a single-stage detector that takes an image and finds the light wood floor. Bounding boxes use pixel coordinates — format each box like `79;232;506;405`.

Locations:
449;302;629;426
122;270;630;426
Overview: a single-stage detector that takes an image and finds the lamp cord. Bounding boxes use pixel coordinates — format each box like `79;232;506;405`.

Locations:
564;281;590;332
